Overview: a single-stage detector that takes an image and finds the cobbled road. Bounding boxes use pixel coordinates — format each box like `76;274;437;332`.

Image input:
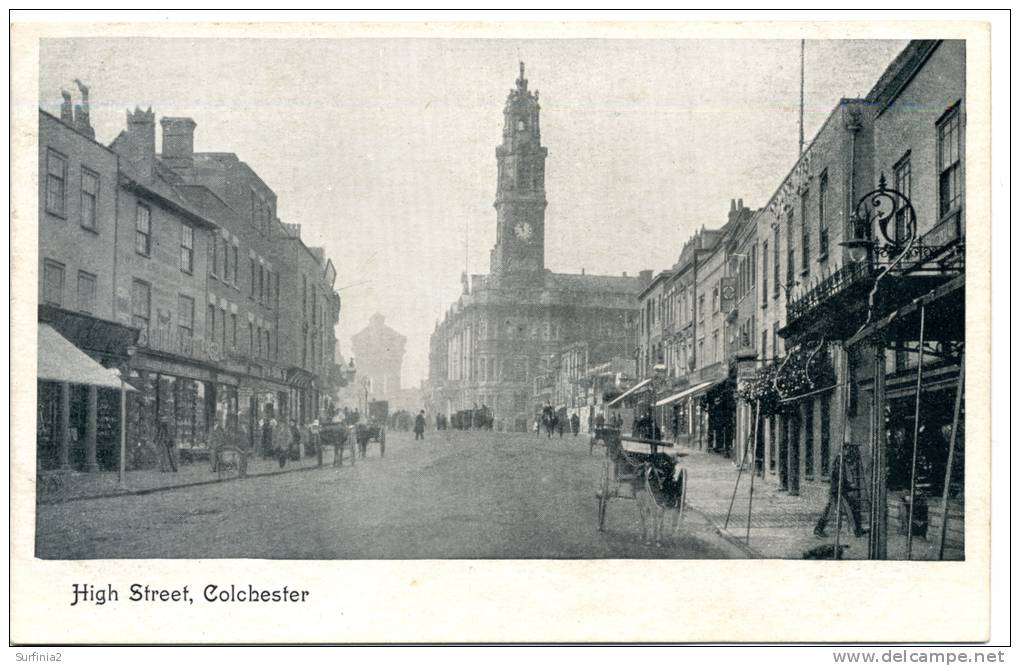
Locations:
35;430;744;559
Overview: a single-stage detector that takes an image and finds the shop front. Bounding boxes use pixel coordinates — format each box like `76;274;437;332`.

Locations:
126;350;240;467
36;306;138;472
778;186;966;559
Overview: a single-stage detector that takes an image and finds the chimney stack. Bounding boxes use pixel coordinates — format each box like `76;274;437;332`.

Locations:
59;90;73;124
73;80;95;139
160;117;197;170
125;107;156;176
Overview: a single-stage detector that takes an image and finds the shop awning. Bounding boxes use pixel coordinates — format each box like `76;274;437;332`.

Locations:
655;379;722;407
37;324;135;390
606;378;652;407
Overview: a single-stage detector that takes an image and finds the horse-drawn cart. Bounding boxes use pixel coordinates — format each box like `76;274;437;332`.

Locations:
355;400;388;458
595;427;688;544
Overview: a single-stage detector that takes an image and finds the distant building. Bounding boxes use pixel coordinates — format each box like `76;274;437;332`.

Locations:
351;313;407;401
428;63;648;430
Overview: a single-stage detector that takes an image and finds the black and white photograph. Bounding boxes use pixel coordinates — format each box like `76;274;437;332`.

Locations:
10;14;999;647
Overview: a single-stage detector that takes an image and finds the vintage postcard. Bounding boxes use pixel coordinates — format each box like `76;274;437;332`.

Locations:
10;17;993;644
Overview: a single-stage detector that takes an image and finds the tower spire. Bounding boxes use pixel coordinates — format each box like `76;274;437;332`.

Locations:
516;61;528;92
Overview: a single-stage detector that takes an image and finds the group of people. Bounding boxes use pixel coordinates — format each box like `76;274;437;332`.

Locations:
258;417;322;469
535;405;582;439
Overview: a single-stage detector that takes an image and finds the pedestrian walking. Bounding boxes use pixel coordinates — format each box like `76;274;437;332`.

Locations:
414;410;426;440
570;413;580;437
814;445;864;538
271;418;289;469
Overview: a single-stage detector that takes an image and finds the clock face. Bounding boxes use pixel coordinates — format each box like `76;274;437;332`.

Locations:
513;222;533;240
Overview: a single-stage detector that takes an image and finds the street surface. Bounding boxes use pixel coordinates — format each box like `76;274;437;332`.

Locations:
36;430;744;559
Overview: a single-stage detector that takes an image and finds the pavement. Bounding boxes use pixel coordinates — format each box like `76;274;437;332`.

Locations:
35;448;326;504
34;430;747;560
675;444;961;561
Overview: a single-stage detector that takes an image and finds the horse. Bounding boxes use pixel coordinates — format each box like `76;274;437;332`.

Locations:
636;457;688;547
321;423;356;467
355;423;386;458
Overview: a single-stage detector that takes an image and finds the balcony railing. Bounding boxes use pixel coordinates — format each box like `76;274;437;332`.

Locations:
786;261;872;323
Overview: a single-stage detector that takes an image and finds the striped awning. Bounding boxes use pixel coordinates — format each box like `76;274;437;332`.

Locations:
37;324;135;390
606;378;652;407
654;379;720;407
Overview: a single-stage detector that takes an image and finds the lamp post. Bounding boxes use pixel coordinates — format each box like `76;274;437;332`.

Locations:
650;362;667;452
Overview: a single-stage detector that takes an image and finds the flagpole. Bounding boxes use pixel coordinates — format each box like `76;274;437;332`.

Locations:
799;39;805;156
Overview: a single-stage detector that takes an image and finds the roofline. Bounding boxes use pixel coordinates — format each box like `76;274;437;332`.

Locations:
758;98;867;217
39;108;117;156
637;270;674;299
119;174;219;231
867;40;943;119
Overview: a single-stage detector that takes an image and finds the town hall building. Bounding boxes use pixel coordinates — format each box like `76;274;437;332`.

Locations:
427;64;647;431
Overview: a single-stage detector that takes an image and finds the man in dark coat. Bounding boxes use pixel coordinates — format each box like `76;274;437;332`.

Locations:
814;446;864;538
570;413;581;437
414;410;426;440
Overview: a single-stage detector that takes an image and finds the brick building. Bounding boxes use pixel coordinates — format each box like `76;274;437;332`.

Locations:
36;85;345;470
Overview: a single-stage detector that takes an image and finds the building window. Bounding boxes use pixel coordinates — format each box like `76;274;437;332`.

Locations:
302;275;307;318
222;238;229;278
180;224;194;273
786;209;795;288
178;294;195;344
135;204;151;256
761;330;768;362
130;279;151;333
207;304;216;342
46;150;66;216
248;322;254;356
256;325;262;357
259;267;265;303
801;196;811;274
231;313;238;351
750;244;757;288
937;103;963;219
221;307;227;350
818;170;829;256
772;226;780;298
761;240;769;305
250;258;256;296
42;259;64;306
264;331;270;360
894;152;912;242
80;169;99;231
76;271;96;314
232;245;239;285
820;395;831;478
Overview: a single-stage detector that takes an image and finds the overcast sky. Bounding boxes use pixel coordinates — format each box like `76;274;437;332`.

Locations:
40;37;907;387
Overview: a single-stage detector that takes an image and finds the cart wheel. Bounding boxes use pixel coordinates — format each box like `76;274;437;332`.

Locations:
597;459;610;532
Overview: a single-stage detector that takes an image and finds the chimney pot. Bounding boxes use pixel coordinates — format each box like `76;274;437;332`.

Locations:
60;90;73;124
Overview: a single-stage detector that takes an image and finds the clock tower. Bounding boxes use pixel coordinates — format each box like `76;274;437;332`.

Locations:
491;62;548;276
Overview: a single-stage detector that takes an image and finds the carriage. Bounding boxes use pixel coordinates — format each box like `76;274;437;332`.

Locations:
595;427;689;537
320;421;357;466
355;400;388;458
